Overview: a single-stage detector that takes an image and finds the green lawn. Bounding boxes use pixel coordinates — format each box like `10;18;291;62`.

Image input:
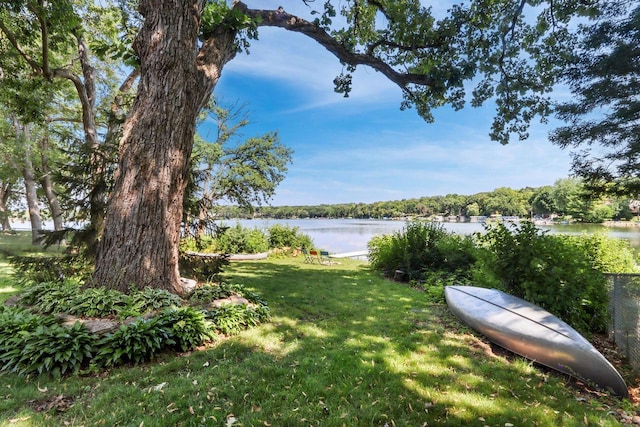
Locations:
0;231;65;303
0;256;635;426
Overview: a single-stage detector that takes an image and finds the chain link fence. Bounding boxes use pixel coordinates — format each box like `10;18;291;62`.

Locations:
606;273;640;372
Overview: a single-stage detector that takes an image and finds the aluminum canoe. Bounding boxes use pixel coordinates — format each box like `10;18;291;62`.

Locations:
444;285;628;398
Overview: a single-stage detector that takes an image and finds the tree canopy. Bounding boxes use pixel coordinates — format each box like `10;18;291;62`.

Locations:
551;1;640;195
1;0;608;293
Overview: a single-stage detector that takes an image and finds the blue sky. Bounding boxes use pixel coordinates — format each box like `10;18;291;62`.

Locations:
205;1;574;206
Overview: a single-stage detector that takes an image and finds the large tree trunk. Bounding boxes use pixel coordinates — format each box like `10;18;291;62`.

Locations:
92;0;237;294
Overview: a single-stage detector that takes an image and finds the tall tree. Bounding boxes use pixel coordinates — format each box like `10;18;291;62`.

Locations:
551;1;640;195
550;177;586;219
0;0;136;252
12;119;43;244
1;0;587;293
0;106;20;232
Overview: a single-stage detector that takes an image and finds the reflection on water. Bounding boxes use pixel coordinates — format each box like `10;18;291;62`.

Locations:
219;219;640;255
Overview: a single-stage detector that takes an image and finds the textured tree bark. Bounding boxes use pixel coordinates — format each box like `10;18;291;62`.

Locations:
0;182;14;232
92;0;237;294
39;136;64;234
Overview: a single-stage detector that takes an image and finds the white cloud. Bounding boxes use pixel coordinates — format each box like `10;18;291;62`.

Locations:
216;2;575;206
270;124;572;205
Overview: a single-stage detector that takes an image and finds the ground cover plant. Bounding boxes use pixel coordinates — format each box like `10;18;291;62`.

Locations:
0;231;271;379
0;279;270;377
1;252;638;426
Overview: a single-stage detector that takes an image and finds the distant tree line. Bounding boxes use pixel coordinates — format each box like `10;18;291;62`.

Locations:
217;178;640;223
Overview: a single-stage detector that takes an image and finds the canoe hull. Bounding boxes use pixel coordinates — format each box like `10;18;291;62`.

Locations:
444;285;628;398
185;251;268;261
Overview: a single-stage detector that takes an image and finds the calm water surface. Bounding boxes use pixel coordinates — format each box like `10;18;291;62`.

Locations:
220;219;640;254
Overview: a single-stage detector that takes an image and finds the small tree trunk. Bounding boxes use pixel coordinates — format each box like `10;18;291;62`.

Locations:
0;181;14;232
39;136;64;234
20;125;43;245
92;0;237;294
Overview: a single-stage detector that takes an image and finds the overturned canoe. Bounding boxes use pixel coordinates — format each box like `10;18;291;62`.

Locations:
185;251;268;261
444;285;628;398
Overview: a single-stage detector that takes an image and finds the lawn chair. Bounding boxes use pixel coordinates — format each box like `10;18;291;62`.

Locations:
301;248;315;263
320;250;331;265
309;249;321;263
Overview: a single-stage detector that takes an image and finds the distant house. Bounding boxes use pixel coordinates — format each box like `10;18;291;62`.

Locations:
469;216;487;223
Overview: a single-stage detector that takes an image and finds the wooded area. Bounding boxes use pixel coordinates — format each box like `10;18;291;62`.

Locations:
217;177;639;223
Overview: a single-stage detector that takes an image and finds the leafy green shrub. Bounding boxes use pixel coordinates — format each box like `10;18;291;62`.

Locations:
368;221;476;281
216;223;269;254
435;234;479;273
20;280;82;314
6;278;271;375
418;270;472;304
567;232;638;274
179;235;216;253
267;224;314;250
68;287;131;318
188;283;234;304
6;322;94;377
95;317;174;367
155;307;211;352
475;221;610;335
206;303;270;335
0;307;58;370
0;307;94;377
129;287;184;315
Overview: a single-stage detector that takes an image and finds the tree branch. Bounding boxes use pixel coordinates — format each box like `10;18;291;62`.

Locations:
30;0;51;78
234;2;438;90
0;20;43;75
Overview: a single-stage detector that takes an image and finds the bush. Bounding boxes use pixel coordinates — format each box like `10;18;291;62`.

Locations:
19;280;82;314
95;317;174;367
155;307;211;352
368;221;477;281
417;270;472;304
567;232;638;274
0;307;58;370
179;235;216;253
0;307;93;377
474;221;610;335
9;322;94;377
6;278;270;375
67;287;131;318
129;287;184;315
206;303;270;336
188;282;235;304
188;282;269;307
267;224;314;250
216;223;269;254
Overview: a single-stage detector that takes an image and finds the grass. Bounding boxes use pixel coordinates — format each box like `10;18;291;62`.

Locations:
0;249;635;425
0;231;65;304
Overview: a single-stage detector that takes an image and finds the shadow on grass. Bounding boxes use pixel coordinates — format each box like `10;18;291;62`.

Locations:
2;259;620;426
162;259;596;426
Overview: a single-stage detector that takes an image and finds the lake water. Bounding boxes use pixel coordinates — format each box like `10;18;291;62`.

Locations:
218;219;640;255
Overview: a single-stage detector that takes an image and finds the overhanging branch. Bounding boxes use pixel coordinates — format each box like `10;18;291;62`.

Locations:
234;2;437;91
